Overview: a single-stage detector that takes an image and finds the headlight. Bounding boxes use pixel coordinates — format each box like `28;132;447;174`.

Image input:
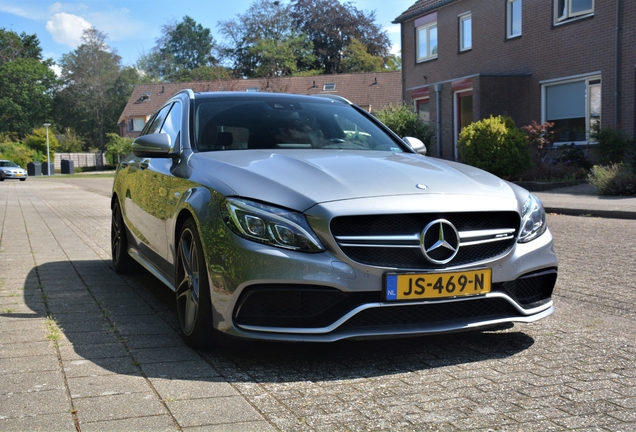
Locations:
221;198;324;252
518;194;547;243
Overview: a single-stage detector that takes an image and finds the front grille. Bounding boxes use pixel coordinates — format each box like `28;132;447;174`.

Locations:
341;298;517;328
331;212;520;269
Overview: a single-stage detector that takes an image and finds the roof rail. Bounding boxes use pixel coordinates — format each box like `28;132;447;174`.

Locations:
172;89;195;99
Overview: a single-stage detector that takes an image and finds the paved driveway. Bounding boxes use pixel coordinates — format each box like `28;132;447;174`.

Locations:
1;177;635;431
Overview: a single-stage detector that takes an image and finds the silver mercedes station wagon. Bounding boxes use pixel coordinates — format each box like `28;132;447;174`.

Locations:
111;90;557;347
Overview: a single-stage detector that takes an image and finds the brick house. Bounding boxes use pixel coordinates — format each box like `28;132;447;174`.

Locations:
394;0;635;160
118;71;402;139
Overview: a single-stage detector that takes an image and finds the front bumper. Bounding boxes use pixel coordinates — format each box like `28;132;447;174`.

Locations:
206;226;557;342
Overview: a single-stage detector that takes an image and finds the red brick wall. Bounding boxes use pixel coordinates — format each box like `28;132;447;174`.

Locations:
400;0;635;159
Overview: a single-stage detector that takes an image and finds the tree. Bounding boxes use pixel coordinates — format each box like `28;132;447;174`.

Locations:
290;0;391;74
341;38;384;73
0;29;56;138
138;16;217;81
55;28;123;151
0;29;43;64
105;132;132;164
218;0;316;78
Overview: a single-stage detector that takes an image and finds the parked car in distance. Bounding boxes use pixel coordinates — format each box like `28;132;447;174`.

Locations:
111;90;558;347
0;160;28;181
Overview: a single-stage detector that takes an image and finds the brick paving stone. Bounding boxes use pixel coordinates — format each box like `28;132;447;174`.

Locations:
2;175;636;432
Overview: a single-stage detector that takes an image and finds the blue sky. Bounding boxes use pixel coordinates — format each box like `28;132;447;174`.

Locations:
0;0;414;71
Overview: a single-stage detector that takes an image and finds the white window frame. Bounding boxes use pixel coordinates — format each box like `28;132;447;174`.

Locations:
127;117;145;132
459;13;472;52
416;22;438;62
322;83;336;91
507;0;522;38
554;0;594;24
541;74;601;144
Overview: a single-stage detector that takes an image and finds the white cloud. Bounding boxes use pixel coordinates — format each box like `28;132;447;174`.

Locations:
49;63;62;77
45;12;92;47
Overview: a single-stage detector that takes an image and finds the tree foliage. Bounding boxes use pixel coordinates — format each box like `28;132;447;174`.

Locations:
105;132;133;164
24;126;60;161
341;38;384;73
290;0;391;74
0;29;56;138
138;16;218;82
54;28;135;151
219;1;316;78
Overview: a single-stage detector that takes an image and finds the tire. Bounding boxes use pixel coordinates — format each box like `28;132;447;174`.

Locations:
111;200;136;273
0;172;5;181
175;218;218;348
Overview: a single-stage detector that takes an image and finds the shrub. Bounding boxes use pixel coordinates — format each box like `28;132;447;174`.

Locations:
458;115;532;179
591;126;634;165
0;141;36;167
24;127;60;162
105;133;133;165
522;120;555;165
556;143;591;169
588;163;636;196
375;104;434;152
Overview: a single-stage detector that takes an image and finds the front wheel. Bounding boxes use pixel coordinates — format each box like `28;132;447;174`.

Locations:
175;218;218;348
111;200;136;273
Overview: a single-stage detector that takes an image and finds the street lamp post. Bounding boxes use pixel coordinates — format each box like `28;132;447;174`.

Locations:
43;123;51;176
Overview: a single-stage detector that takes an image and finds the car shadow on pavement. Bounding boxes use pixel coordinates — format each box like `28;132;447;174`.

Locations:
14;260;535;384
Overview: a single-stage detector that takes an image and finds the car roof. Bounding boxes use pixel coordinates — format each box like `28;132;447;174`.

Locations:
191;91;352;105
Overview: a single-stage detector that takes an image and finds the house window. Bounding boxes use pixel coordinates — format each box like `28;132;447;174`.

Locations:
127;118;145;132
507;0;522;38
459;13;472;51
543;76;601;143
555;0;594;23
246;87;260;92
416;99;430;124
323;83;336;91
417;21;438;62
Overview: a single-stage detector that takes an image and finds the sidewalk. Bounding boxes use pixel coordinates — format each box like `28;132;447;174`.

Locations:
534;182;636;220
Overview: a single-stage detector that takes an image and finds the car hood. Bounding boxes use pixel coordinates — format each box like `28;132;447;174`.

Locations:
191;150;518;211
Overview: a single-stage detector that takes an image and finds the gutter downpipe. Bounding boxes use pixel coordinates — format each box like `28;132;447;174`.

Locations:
615;0;621;126
435;83;442;157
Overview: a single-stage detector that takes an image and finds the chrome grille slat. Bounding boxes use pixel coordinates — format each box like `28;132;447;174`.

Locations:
330;211;520;269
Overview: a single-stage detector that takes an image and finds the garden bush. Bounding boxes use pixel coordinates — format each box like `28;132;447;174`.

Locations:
375;104;434;153
591;126;635;165
588;163;636;196
457;115;532;179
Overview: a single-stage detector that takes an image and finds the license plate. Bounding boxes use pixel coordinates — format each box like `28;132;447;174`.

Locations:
16;173;22;177
385;269;491;301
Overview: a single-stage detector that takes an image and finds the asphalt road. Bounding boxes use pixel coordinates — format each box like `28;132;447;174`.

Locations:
1;177;635;431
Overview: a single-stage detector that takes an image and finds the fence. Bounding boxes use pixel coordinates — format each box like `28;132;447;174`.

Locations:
54;153;107;170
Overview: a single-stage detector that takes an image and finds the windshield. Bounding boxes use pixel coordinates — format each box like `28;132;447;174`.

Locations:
194;97;405;153
0;161;18;167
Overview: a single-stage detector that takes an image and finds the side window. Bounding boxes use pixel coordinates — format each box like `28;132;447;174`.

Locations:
459;13;472;52
141;103;173;136
160;102;182;148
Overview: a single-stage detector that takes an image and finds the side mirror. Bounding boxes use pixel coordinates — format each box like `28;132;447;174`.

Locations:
132;133;171;158
403;137;427;155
